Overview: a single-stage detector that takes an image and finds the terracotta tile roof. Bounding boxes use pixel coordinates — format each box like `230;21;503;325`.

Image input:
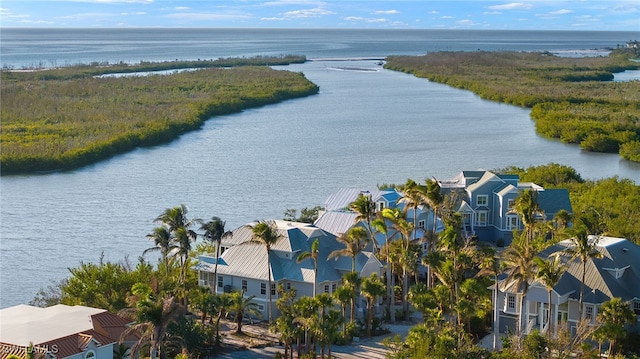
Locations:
38;330;116;359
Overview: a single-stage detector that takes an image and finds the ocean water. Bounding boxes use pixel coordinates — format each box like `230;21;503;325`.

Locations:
1;29;639;309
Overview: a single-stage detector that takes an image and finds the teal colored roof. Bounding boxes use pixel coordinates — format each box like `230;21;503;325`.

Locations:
537;189;572;216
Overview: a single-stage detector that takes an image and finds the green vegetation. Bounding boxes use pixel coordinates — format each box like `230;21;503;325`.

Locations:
384;49;640;162
501;163;640;243
28;164;639;358
1;57;317;175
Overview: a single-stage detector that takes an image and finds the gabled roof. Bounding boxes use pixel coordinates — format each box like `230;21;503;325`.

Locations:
314;211;359;237
323;188;399;212
534;236;640;303
467;171;505;193
195;220;376;284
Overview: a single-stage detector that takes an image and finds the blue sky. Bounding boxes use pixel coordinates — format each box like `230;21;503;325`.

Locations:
1;0;638;31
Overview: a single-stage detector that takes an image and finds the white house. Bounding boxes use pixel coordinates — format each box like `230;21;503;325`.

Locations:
0;304;132;359
495;236;640;335
194;220;383;320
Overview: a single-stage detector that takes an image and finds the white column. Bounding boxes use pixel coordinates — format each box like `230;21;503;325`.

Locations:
539;302;543;331
553;301;559;337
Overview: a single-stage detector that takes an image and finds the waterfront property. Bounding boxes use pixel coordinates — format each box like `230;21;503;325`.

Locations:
495;235;640;335
194;220;383;319
439;170;573;244
0;304;133;359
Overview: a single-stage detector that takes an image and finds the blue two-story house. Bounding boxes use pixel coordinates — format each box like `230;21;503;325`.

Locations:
439;170;572;244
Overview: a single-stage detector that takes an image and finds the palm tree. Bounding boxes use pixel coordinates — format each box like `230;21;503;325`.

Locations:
564;229;603;319
228;290;261;334
534;254;566;335
333;285;353;333
246;220;282;324
342;271;362;325
501;237;538;333
297;238;319;297
119;284;186;359
360;273;386;337
380;207;415;314
372;215;396;323
200;216;232;293
154;205;198;301
398;179;427;236
477;247;502;351
144;226;176;277
349;193;378;253
211;292;234;344
328;226;370;272
513;189;542;243
596;297;637;358
424;178;443;288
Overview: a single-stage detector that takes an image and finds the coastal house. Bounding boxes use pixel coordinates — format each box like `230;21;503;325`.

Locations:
314;187;442;248
0;304;133;359
438;170;572;244
495;235;640;335
194;220;383;320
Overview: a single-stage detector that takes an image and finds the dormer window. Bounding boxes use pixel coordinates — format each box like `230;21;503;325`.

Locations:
377;201;385;211
603;266;630;279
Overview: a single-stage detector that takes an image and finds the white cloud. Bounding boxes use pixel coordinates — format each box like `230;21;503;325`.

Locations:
374;10;399;15
344;16;363;21
263;0;327;6
367;18;388;23
166;12;252;21
488;3;533;11
428;11;439;14
261;16;285;21
549;9;573;15
57;12;116;19
483;11;501;15
456;19;477;26
121;12;146;16
441;15;454;19
283;7;334;18
75;0;154;3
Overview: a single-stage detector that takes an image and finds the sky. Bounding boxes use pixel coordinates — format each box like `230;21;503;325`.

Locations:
0;0;638;31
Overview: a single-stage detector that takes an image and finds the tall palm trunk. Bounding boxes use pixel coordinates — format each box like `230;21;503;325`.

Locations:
267;248;272;324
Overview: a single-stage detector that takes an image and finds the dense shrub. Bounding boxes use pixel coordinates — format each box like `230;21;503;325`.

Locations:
385;50;640;162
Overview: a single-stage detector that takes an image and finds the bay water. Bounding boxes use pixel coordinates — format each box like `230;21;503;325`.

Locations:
1;29;639;308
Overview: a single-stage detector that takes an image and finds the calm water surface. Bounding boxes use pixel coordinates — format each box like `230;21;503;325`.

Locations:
1;29;639;308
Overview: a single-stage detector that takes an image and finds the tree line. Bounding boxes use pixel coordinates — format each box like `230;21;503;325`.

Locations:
0;57;318;175
384;49;640;162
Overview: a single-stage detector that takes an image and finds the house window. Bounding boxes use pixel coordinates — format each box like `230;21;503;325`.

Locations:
242;280;247;292
476;211;488;226
633;302;640;315
476;195;488;206
324;285;330;293
507;199;515;209
85;350;95;359
258;304;265;311
286;282;292;291
218;276;223;289
332;283;337;293
377;201;385;212
271;283;276;296
506;294;516;312
261;283;266;295
417;220;425;229
584;305;594;322
506;215;519;230
462;213;471;224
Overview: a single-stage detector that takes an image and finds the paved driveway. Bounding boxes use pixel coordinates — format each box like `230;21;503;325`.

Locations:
215;324;413;359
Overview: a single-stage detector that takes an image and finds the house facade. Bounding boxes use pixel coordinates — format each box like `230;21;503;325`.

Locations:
0;305;132;359
495;236;640;335
194;220;383;320
439;170;572;244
